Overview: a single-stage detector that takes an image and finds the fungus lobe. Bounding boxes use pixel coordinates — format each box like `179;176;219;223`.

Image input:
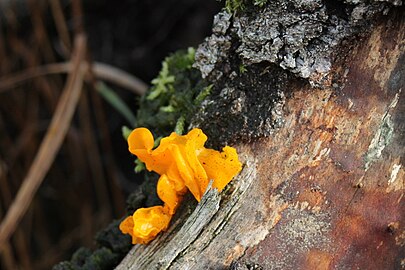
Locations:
119;127;242;244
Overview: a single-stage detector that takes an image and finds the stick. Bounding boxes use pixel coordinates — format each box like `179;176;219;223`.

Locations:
0;34;86;250
0;61;148;95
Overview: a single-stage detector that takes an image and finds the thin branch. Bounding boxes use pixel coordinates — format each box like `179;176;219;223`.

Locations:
49;0;72;54
92;62;148;95
0;61;148;95
0;34;87;250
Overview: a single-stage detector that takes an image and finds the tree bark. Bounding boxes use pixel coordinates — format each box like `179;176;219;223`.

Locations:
117;2;404;269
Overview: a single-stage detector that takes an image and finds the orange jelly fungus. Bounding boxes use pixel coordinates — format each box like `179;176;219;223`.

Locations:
119;127;242;244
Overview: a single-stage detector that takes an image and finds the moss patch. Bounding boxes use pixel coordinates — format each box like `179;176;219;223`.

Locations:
224;0;269;13
135;47;211;137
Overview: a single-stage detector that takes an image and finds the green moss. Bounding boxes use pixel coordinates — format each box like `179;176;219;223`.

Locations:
135;47;211;137
174;115;186;135
253;0;268;7
95;220;132;254
71;248;92;267
53;247;121;270
53;261;75;270
121;126;132;140
225;0;246;13
52;248;92;270
52;219;134;270
134;158;146;173
194;84;212;106
239;64;248;74
147;61;175;100
224;0;269;13
81;247;121;270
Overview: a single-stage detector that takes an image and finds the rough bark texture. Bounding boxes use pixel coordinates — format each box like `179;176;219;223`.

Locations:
117;1;404;269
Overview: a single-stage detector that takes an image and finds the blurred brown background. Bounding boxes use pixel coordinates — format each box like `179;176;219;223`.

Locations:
0;0;221;269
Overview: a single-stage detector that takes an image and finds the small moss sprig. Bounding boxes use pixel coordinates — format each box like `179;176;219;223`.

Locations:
253;0;268;7
225;0;246;13
147;61;175;100
224;0;269;13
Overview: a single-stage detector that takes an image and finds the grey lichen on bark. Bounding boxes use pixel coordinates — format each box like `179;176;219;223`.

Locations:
190;0;403;148
363;91;400;170
195;0;402;86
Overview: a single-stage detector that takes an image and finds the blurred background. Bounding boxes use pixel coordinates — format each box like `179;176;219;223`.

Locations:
0;0;221;269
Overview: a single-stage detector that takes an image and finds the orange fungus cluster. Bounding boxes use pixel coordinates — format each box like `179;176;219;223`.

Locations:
119;127;242;244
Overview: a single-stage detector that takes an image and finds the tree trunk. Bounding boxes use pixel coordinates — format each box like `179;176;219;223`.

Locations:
117;1;404;269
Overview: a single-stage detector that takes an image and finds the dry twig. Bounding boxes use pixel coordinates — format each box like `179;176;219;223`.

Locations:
0;61;148;95
0;34;87;250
